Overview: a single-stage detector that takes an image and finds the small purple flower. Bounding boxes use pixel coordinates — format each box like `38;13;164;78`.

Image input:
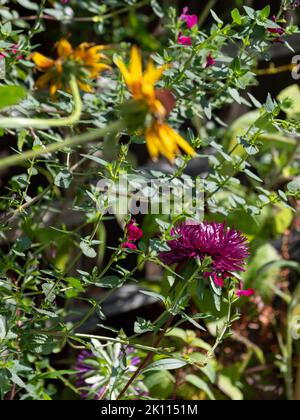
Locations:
159;222;250;275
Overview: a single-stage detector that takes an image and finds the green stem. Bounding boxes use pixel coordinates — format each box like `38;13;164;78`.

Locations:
0;76;82;129
204;293;233;363
286;311;295;400
116;265;202;400
198;0;218;27
0;120;125;171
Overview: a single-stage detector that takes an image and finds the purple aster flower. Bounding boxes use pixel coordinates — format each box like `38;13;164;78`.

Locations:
159;222;250;277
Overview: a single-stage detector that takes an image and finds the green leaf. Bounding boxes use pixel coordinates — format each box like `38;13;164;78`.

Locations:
42;283;56;303
79;241;97;259
243;6;255;19
243;244;281;301
210;10;223;25
231;8;242;24
36;370;77;380
81;154;108;167
0;85;27;110
144;371;174;399
0;315;6;341
150;0;164;18
257;260;300;276
134;317;154;334
244;169;263;183
55;170;73;189
186;374;216;400
95;275;122;288
260;5;271;19
143;358;187;373
218;375;243;400
228;87;242;104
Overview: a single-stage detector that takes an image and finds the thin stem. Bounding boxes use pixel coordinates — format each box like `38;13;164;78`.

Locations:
116;265;201;400
4;0;149;24
0;76;82;129
74;333;178;358
204;293;233;363
0;184;52;225
116;316;174;400
0;120;125;171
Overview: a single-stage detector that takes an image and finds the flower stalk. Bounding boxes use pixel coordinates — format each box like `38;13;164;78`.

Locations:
0;119;125;171
0;75;82;129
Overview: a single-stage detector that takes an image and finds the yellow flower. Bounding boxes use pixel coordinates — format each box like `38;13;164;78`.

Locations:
32;39;111;96
116;46;167;119
116;46;195;162
146;121;195;162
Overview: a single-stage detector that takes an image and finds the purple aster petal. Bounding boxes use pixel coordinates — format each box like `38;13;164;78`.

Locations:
159;221;250;274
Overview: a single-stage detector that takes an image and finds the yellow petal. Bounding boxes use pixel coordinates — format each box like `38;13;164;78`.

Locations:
77;80;94;92
50;82;60;97
147;124;174;162
156;123;178;158
116;58;132;87
164;124;196;157
130;46;143;83
56;39;73;58
146;128;159;161
153;99;167;119
143;60;168;86
36;72;53;88
32;52;54;69
88;63;111;78
88;45;107;55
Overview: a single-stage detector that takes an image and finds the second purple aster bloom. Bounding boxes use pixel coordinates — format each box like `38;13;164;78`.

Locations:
160;221;250;276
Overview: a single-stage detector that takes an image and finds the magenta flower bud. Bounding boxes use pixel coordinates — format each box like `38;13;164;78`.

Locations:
206;53;216;68
180;7;198;29
178;32;192;46
127;220;143;242
121;242;137;250
236;288;255;298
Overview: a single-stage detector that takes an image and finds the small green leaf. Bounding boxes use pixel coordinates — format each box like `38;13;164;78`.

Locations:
143;358;187;373
186;374;216;400
95;275;122;288
55;170;73;189
79;241;97;259
0;85;27;110
231;8;242;24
